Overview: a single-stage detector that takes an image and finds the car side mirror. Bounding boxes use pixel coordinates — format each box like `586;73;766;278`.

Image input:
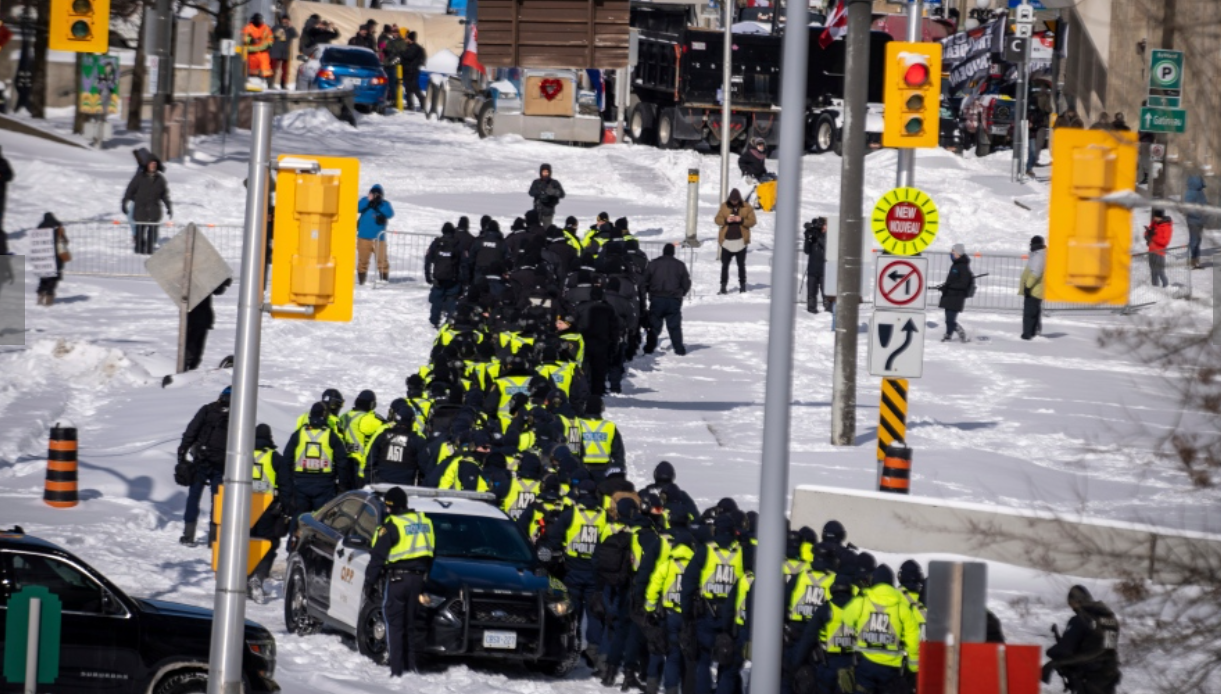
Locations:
343;534;370;550
101;590;123;616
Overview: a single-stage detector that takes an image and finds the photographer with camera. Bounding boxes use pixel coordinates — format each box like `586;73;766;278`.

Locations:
528;163;566;228
802;217;828;314
357;184;395;284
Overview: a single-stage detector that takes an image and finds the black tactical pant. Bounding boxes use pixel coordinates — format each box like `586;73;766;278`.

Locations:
385;570;426;676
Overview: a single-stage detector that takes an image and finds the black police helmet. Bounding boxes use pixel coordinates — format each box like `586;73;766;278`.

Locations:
830;573;855;597
898;559;925;589
355;389;376;411
653;460;676;485
854;552;877;585
798;526;818;545
872;564;896;587
822;519;846;545
255;423;274;446
308;402;328;428
517;451;543;478
389;398;414;424
322;388;344;413
785;531;803;559
384;486;408;513
616;497;639;520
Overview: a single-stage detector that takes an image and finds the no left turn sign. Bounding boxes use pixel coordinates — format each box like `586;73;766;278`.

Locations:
874;256;928;310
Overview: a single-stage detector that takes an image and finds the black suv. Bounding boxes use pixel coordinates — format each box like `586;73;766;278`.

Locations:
284;488;579;676
0;528;278;694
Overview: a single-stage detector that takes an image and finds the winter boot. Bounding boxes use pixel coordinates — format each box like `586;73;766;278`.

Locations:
621;671;645;692
247;576;265;605
358;272;367;285
46;291;55;306
179;522;197;546
739;282;747;293
941;334;953;342
955;325;968;343
645;677;661;694
601;667;618;687
380;271;390;282
35;293;45;306
718;284;728;295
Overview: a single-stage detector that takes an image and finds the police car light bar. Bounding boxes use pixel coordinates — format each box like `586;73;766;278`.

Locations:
367;484;497;503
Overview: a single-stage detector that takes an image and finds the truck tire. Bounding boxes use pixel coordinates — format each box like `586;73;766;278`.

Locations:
658;110;679;150
155;670;207;694
811;113;838;154
628;104;655;145
975;127;991;157
476;102;495;139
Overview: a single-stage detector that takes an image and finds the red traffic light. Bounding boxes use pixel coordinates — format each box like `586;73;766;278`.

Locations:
903;63;930;87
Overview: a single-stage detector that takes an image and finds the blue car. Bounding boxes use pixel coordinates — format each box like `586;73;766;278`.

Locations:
297;45;389;111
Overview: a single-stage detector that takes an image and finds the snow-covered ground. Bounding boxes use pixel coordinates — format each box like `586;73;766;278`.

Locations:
2;108;1218;692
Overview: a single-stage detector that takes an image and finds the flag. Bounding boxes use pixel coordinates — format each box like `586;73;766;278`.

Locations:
819;0;848;50
461;25;487;76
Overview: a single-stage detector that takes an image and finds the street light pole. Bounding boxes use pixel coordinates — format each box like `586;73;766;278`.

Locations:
720;0;733;203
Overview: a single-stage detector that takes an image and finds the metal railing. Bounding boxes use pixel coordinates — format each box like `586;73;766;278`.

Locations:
798;246;1193;313
62;221;699;289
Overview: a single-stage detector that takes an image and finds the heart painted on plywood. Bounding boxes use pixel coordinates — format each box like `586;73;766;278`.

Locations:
539;78;564;101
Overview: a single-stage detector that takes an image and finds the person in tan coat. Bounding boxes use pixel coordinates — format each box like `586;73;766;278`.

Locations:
715;188;757;294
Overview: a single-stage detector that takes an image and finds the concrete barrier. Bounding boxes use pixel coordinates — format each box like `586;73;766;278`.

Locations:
790;485;1221;583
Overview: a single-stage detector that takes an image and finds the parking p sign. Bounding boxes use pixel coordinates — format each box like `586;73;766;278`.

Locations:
1149;49;1184;92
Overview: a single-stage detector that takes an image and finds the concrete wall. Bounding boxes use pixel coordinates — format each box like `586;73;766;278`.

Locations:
790;485;1221;584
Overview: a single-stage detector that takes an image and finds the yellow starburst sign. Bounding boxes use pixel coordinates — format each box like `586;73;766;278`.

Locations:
870;187;940;256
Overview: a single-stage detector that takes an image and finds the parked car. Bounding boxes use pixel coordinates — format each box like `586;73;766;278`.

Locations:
296;45;389;113
284;487;580;676
0;527;279;694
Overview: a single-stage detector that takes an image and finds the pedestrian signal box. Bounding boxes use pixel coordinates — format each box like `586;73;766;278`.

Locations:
270;155;359;322
49;0;110;53
1044;130;1137;305
883;42;942;149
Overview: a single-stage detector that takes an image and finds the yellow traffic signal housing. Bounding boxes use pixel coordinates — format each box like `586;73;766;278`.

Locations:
49;0;110;53
882;41;942;149
1044;129;1138;305
270;155;359;322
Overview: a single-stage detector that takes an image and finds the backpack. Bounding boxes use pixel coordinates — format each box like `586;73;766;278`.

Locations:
596;529;634;588
433;237;459;282
475;238;504;272
427;403;464;438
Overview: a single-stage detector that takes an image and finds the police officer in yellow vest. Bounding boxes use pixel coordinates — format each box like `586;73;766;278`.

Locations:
841;563;921;693
294;388;344;433
501;452;545;520
681;513;744;694
280;403;353;516
898;560;928;645
340;390;385;479
644;524;697;694
544;480;607;662
482;355;535;429
248;423;288;605
364;487;436;677
790;572;859;694
578;395;624;481
783;540;837;693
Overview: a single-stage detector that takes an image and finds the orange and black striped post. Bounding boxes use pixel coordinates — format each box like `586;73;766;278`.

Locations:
878;443;912;494
44;425;79;508
877;378;909;460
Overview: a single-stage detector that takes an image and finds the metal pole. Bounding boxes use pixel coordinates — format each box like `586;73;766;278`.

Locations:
229;4;246;135
150;0;173;159
207;100;272;694
684;168;702;247
1213;235;1220;344
831;0;872;446
750;1;808;693
616;68;630;144
1013;39;1029;182
24;597;40;694
176;223;198;374
719;0;733;203
896;0;923;188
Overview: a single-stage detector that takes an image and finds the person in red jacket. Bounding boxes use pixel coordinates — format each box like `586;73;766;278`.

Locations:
1144;209;1172;288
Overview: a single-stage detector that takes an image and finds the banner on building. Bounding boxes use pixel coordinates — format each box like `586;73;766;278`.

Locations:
940;19;1006;93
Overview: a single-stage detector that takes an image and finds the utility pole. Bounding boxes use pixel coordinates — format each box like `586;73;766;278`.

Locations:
750;0;808;693
150;0;173;159
830;0;872;446
1149;0;1176;224
719;0;733;203
896;0;923;188
207;100;272;694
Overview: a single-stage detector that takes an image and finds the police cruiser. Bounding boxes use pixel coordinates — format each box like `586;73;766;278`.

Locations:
283;486;580;675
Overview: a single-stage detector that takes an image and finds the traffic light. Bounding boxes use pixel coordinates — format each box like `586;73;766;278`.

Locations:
270;155;359;322
882;41;942;149
1044;129;1138;305
49;0;110;53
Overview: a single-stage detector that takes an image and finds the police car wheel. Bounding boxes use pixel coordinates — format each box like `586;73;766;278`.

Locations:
357;597;390;666
285;567;320;636
154;669;207;694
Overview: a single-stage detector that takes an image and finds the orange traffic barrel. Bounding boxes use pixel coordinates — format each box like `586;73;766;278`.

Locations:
45;425;79;508
879;443;912;495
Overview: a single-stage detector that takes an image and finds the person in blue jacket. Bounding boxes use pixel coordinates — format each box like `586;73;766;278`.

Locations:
357;183;395;284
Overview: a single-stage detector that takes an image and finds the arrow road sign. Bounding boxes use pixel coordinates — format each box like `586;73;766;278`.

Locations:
875;256;928;309
869;310;926;379
1140;107;1187;134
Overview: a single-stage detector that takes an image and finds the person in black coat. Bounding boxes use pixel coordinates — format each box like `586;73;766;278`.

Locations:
938;244;973;342
365;399;427;486
177;387;232;545
348;24;377;49
249;422;290;602
1042;585;1120;693
528;164;566;228
425;223;463;328
802;217;828;313
643;243;691;355
184;278;232;371
467;221;508;281
123;149;172;255
577;288;622;397
400;32;427;111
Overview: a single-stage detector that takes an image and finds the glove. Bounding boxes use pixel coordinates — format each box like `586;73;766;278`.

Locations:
375;213;388;226
177;446;188;466
1041;662;1056;685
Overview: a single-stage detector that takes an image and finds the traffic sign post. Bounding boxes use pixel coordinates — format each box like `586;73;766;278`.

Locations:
869;309;926;379
1139;107;1187;134
874;255;928;310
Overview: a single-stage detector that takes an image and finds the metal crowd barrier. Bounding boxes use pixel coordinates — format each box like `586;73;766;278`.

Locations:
61;221;699;289
798;246;1192;314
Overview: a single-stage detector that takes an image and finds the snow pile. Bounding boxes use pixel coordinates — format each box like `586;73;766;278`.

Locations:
277;107;358;134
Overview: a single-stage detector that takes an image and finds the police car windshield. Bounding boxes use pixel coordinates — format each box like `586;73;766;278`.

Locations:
433;514;534;563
